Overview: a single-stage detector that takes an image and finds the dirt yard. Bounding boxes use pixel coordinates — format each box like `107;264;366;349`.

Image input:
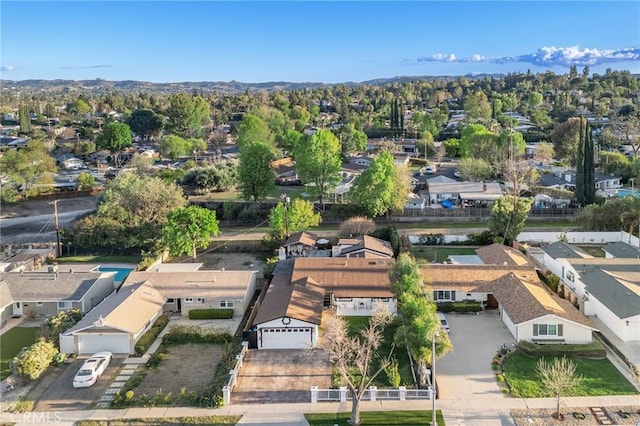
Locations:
134;343;225;397
170;252;266;274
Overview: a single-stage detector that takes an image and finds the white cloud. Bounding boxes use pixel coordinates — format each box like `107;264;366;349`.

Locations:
1;65;15;72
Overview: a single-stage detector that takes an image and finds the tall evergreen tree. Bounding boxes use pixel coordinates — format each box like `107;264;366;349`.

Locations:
575;118;586;204
19;104;31;134
575;118;596;206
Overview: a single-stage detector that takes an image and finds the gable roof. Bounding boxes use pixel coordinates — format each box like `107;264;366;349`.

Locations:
541;241;592;259
290;257;393;298
488;272;594;328
566;259;640;319
339;235;394;258
475;243;531;267
253;275;324;325
602;241;640;259
425;264;536;292
283;231;318;248
65;282;165;335
0;271;109;302
123;270;256;300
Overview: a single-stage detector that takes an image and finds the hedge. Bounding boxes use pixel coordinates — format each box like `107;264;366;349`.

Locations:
134;314;169;356
162;325;233;345
188;308;234;320
436;301;483;313
517;340;606;358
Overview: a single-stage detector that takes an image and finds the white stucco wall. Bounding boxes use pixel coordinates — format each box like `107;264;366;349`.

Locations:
517;315;593;344
335;297;397;316
585;297;639;342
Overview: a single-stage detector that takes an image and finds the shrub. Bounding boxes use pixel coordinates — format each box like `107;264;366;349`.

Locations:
12;338;59;380
134;314;169;356
339;216;376;237
162;325;233;345
384;358;402;388
517;340;606;358
188;309;233;320
38;308;83;345
467;231;494;246
418;233;444;245
369;226;400;255
436;301;482;313
496;374;505;382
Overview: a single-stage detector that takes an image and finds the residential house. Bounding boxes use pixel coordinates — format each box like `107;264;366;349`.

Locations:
0;269;116;325
602;241;640;259
1;247;56;272
252;257;396;349
537;170;622;193
60;269;259;355
539;241;592;280
332;235;394;258
425;180;503;206
405;192;428;210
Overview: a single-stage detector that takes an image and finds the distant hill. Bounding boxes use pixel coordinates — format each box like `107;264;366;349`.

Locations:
0;74;507;95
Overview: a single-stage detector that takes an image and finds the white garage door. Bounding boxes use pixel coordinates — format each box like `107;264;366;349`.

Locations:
77;333;130;354
259;327;312;349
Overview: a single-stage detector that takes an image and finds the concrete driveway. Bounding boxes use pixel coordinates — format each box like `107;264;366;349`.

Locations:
436;310;515;401
33;356;124;411
231;349;331;404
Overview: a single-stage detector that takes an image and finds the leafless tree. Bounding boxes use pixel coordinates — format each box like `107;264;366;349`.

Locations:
322;305;393;425
536;356;582;420
339;216;376;237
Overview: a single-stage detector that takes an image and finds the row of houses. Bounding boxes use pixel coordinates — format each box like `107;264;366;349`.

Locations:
1;236;637;356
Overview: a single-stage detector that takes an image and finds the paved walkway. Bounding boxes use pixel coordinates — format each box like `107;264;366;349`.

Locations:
3;395;640;426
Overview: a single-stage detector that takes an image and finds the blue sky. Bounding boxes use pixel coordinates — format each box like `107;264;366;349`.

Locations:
1;1;639;83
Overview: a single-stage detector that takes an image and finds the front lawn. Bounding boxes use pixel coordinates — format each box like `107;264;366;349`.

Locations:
501;352;638;397
0;327;39;380
76;417;240;426
411;247;477;263
57;255;142;264
305;410;444;425
343;317;415;387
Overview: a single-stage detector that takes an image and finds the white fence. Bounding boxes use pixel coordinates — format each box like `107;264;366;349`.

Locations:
310;386;434;403
516;231;639;247
222;341;249;405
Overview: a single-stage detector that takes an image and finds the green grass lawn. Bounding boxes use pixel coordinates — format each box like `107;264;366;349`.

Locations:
501;352;638;398
305;410;444;425
576;246;605;257
56;255;142;264
1;327;39;380
411;247;478;263
342;317;415;387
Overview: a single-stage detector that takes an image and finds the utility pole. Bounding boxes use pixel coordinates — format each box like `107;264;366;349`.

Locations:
50;200;61;257
281;193;290;238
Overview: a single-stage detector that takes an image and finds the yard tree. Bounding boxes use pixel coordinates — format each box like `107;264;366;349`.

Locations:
163;206;220;259
536;356;582;420
489;195;533;245
166;93;210;138
268;198;321;238
575;118;596;206
96;122;133;168
458;124;495;159
238;141;276;202
19;104;31;133
334;123;367;155
551;117;583;166
338;216;376;238
533;142;555;163
12;338;59;380
390;164;412;213
576;196;640;232
160;135;191;160
127;108;164;141
419;130;435;159
463;90;492;121
322;305;393;426
76;172;97;191
391;253;451;387
350;151;406;218
457;158;493;181
236;113;275;148
39;308;83;345
294;129;342;207
0;139;57;197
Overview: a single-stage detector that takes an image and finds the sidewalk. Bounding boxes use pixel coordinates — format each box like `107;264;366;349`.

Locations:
3;395;639;426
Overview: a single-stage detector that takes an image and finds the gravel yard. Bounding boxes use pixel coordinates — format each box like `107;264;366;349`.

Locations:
134;343;225;398
512;406;640;425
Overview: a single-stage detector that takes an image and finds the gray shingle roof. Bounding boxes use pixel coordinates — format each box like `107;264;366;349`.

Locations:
1;271;106;302
602;241;640;259
580;267;640;319
541;241;591;259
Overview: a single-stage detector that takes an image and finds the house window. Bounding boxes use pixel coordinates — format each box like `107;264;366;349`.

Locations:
58;301;72;309
196;298;205;304
36;302;43;306
184;298;194;304
566;271;575;282
533;324;563;336
166;298;175;303
219;300;234;308
335;297;352;302
433;290;455;301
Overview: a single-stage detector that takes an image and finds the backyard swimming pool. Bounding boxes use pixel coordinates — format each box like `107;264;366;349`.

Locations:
94;266;135;283
615;189;640;198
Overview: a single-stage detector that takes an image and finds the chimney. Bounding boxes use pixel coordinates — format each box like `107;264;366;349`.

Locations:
565;173;572;183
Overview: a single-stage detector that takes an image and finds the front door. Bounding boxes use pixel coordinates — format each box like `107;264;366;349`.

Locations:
13;302;23;317
486;294;498;309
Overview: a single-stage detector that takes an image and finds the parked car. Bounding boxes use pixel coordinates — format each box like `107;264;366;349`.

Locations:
437;312;450;333
425;164;437;174
453;170;462;178
72;351;112;388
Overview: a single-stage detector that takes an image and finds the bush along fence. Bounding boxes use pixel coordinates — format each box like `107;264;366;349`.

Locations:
134;315;169;356
188;308;234;320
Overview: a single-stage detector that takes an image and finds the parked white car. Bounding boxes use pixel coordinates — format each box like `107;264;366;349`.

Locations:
72;351;112;388
437;312;450;333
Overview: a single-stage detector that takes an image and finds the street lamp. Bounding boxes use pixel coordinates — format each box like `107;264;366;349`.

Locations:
430;331;439;426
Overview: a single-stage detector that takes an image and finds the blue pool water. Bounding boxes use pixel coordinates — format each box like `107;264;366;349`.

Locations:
95;266;135;283
615;189;640;198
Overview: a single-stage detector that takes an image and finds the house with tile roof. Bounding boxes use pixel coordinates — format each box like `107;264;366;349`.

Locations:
59;269;258;355
251;257;395;349
0;269;116;325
